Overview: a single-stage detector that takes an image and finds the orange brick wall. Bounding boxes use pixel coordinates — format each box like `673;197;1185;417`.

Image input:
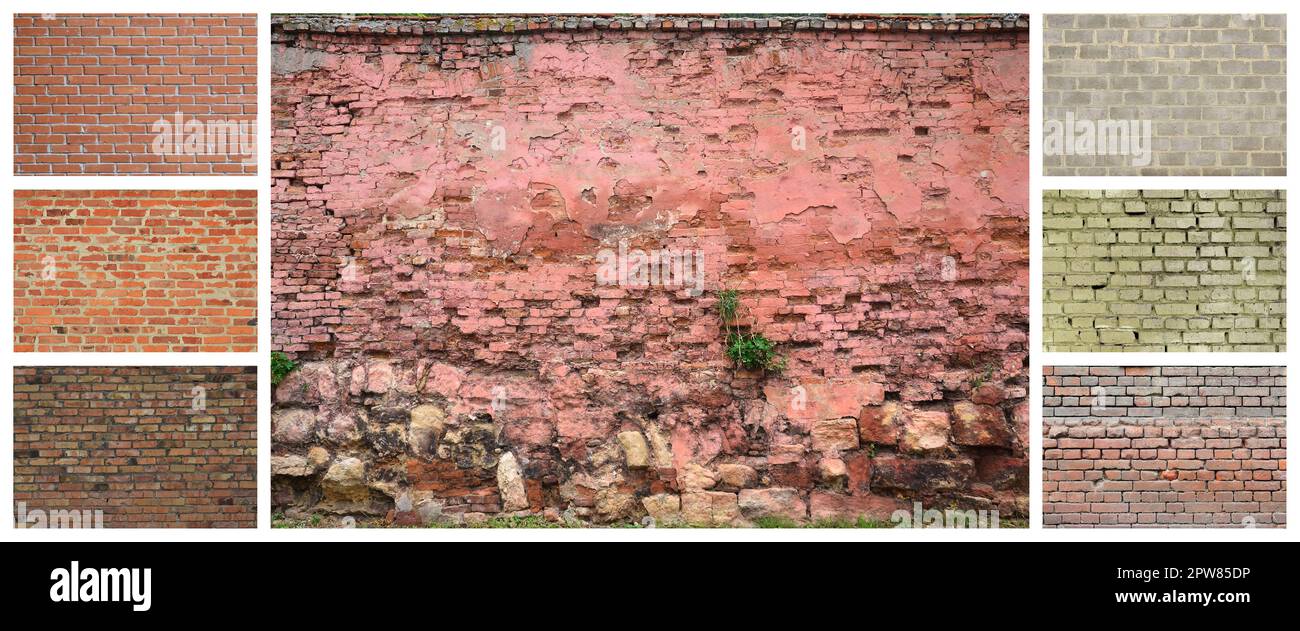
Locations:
13;189;258;352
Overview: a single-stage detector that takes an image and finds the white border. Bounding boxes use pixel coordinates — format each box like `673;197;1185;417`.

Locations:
1;1;1293;543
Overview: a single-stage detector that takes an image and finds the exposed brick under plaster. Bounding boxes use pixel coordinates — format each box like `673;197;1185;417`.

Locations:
271;17;1030;525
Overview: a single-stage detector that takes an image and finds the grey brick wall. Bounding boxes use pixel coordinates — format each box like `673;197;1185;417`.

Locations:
1044;14;1286;176
1043;190;1286;352
1042;366;1286;420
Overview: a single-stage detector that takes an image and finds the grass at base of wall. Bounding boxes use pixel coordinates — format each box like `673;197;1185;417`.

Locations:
751;516;893;528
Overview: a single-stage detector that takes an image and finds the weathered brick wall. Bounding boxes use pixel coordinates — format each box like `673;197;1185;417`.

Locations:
1043;14;1286;176
1042;366;1286;528
13;366;258;528
1043;190;1285;352
13;13;257;175
271;16;1030;526
13;189;259;352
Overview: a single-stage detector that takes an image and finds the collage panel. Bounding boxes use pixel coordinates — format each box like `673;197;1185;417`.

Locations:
269;14;1030;528
13;366;258;529
12;189;259;353
1043;189;1285;352
1043;14;1286;176
13;13;258;175
1042;366;1285;528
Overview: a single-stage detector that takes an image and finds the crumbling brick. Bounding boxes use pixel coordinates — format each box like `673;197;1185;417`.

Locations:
270;16;1030;526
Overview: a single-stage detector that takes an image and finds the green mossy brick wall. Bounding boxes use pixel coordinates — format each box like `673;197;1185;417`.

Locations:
1043;190;1286;352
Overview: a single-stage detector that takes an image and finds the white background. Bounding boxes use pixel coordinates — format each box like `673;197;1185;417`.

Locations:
0;1;1292;541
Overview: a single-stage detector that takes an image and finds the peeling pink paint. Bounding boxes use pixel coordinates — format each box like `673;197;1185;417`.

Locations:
272;19;1030;524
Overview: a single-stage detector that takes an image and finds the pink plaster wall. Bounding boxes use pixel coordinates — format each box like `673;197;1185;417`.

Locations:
271;17;1030;526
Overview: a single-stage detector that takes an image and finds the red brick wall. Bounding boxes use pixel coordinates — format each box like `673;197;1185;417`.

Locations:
13;13;257;175
13;366;258;529
1043;367;1286;528
13;189;258;352
271;16;1030;525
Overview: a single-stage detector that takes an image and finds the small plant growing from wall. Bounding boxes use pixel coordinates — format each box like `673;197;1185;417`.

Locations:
271;351;298;387
717;289;785;373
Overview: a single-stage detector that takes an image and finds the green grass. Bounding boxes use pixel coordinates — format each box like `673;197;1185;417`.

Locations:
717;289;739;322
725;331;786;372
274;514;566;529
272;513;318;528
270;351;297;386
814;516;893;528
466;516;563;529
716;288;785;373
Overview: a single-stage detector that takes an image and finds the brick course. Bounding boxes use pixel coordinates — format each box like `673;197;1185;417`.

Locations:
1043;190;1285;352
1042;366;1286;528
13;13;257;175
1043;14;1286;176
13;189;259;352
270;16;1030;525
13;366;258;528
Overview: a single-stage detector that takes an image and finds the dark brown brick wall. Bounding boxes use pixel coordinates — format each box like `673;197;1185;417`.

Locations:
13;366;258;528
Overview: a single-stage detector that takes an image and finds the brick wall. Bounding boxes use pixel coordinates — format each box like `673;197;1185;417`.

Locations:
1043;366;1285;419
1042;366;1286;528
13;189;259;352
1044;14;1286;176
13;366;258;528
13;13;257;175
1043;190;1286;352
270;16;1030;526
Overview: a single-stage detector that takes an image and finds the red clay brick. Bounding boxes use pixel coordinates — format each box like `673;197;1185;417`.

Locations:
13;13;257;175
13;189;258;352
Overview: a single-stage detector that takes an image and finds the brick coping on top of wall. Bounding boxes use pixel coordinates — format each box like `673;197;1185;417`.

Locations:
273;14;1031;35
